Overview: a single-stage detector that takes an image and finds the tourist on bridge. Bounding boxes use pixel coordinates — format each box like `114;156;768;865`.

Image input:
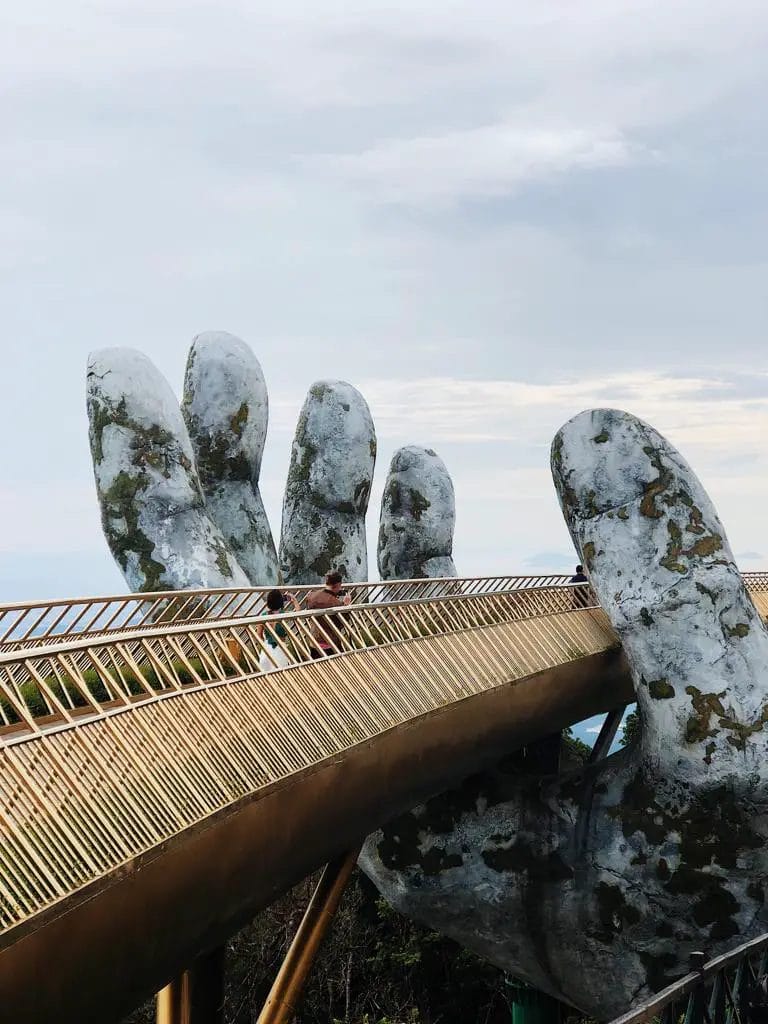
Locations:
569;564;593;608
257;589;300;672
306;570;352;658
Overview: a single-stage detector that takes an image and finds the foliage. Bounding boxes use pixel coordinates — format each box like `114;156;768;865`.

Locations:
562;726;592;765
122;870;512;1024
620;709;640;747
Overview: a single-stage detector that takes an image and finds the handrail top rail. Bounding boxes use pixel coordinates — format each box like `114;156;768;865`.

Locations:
0;584;597;667
0;572;578;614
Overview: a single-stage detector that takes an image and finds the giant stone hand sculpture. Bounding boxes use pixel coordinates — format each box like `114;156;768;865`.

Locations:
378;446;457;579
360;409;768;1019
90;336;766;1021
181;332;280;584
87;334;456;590
87;347;251;591
280;381;376;583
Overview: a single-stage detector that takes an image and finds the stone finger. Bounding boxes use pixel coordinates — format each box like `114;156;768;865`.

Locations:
279;380;376;584
181;331;280;585
377;445;457;581
87;347;250;592
551;408;768;773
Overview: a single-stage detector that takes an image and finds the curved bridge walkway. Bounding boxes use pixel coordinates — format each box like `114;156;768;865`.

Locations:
1;573;766;1021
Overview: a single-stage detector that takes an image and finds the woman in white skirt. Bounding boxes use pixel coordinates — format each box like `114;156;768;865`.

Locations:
257;589;300;673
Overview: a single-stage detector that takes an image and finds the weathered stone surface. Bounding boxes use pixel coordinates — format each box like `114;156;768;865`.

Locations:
279;380;376;584
377;446;457;580
361;409;768;1019
87;348;250;592
181;332;280;585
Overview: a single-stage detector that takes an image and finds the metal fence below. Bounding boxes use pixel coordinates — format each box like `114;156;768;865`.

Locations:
609;937;768;1024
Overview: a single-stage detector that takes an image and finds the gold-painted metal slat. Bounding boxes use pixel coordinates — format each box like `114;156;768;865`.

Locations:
0;594;617;946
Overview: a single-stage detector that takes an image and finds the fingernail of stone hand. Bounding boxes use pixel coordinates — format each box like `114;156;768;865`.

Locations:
378;446;457;581
87;347;250;591
280;380;376;584
182;331;280;585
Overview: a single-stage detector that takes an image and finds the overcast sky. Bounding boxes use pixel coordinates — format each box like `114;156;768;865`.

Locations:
1;0;768;602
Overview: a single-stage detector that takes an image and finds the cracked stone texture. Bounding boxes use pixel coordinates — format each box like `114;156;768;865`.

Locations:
87;348;250;592
279;380;376;584
377;446;457;580
360;408;768;1020
181;332;280;585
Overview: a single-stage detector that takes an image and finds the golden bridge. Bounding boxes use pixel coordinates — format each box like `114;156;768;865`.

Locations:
2;574;767;1023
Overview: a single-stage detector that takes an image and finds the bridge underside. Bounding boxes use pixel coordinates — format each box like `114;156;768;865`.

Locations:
0;648;630;1024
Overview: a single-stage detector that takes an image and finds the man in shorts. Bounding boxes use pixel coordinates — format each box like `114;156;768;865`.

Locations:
305;571;351;658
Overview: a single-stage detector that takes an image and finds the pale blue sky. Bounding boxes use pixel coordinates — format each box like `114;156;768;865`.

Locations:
1;1;768;602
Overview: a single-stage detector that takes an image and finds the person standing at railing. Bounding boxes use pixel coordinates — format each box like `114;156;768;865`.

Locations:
305;571;351;658
569;564;587;584
569;564;594;609
257;589;300;672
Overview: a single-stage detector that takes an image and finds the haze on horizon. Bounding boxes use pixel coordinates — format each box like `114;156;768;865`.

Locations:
1;0;768;604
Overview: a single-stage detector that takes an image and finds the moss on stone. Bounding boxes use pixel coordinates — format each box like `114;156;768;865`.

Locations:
482;840;573;883
211;537;233;578
386;480;402;516
409;489;431;522
684;685;726;744
661;517;723;574
648;678;675;700
696;582;717;605
289;434;318;491
582;541;596;569
102;470;166;590
376;781;484;874
685;684;768;751
230;401;249;437
309;528;345;577
191;424;250;485
639;446;673;519
593;882;641;943
725;623;750;638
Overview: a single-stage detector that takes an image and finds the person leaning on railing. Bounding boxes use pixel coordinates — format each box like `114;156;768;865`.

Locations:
569;564;596;609
305;571;351;658
256;589;300;672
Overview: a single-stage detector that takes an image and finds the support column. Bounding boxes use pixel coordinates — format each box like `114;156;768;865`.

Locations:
156;946;225;1024
505;978;563;1024
257;847;360;1024
587;706;627;765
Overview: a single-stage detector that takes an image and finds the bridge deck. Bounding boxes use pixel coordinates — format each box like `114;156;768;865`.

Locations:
0;574;765;1022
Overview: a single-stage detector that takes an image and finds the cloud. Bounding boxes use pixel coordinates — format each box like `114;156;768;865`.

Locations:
2;0;768;600
309;123;638;207
523;551;576;571
355;371;768;455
